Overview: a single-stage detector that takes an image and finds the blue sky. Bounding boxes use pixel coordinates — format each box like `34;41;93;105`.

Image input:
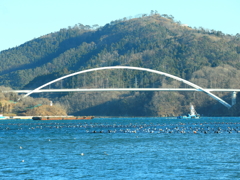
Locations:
1;0;239;52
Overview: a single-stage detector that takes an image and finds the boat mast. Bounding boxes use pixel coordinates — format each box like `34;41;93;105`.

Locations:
190;103;196;115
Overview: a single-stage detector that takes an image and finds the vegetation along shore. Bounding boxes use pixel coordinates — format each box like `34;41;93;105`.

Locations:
0;13;240;117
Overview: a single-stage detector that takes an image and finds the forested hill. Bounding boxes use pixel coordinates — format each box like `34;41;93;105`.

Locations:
1;13;240;116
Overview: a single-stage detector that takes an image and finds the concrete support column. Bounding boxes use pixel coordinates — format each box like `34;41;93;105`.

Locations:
232;91;237;106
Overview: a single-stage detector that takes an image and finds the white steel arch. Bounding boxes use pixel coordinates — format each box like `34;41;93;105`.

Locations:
22;66;231;108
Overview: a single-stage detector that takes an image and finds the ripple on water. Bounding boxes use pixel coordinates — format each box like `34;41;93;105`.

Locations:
0;117;240;179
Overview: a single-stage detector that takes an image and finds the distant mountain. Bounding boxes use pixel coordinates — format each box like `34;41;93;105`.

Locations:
1;13;240;116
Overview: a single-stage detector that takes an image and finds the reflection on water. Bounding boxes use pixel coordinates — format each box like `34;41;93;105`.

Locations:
0;117;240;179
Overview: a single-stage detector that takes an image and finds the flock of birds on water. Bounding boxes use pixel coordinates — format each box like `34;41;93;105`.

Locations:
0;120;240;134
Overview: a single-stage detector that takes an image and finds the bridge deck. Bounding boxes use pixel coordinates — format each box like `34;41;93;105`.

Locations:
10;88;240;93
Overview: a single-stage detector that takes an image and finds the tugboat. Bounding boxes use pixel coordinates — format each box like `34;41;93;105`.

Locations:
177;103;200;119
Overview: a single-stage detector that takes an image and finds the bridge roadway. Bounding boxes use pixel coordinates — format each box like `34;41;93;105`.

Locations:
11;88;240;93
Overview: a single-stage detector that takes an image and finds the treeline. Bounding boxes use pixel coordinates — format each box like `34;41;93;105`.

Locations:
0;12;240;116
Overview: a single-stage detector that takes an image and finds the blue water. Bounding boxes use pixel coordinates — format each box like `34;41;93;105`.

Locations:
0;117;240;179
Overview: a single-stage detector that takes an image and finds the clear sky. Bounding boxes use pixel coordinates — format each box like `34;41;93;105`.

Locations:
1;0;239;52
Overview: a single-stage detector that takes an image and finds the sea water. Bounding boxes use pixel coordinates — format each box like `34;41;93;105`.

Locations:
0;117;240;179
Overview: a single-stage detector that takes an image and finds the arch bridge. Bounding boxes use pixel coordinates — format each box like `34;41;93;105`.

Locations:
18;66;236;108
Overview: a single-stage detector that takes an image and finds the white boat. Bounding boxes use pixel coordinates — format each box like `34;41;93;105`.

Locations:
0;114;8;119
177;103;200;119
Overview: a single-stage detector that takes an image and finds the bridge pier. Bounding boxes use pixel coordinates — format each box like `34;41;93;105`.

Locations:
232;91;237;106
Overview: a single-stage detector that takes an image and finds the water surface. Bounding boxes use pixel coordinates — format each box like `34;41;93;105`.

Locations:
0;117;240;179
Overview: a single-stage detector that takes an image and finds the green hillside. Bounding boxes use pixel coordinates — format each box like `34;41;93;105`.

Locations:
1;13;240;116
